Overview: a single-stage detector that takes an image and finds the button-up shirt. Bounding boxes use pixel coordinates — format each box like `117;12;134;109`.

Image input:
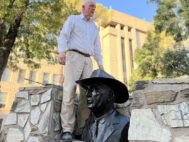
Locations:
58;14;103;66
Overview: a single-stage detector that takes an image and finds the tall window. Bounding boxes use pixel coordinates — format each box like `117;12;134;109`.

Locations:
129;39;134;70
17;69;26;83
0;92;6;108
121;37;127;84
29;71;36;84
52;74;58;85
2;68;11;82
43;73;49;84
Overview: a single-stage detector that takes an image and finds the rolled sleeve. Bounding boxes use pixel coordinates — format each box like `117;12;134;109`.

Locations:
93;33;103;66
58;16;73;53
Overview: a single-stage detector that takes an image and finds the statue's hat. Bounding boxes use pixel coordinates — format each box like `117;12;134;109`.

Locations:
76;69;129;103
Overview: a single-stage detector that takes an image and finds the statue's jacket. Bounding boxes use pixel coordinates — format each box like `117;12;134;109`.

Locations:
82;109;130;142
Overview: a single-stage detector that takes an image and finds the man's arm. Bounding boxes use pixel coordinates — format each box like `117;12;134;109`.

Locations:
57;16;74;65
93;32;104;70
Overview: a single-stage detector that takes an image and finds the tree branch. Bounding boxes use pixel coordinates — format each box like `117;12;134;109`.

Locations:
4;12;23;49
1;0;16;21
0;0;16;46
4;0;29;50
0;18;4;46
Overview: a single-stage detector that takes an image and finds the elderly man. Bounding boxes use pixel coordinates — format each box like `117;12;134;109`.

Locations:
76;69;130;142
58;0;103;141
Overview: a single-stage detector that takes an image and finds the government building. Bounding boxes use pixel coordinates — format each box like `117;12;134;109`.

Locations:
0;10;152;126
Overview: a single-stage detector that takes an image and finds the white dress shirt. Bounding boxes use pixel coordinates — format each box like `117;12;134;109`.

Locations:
58;14;103;66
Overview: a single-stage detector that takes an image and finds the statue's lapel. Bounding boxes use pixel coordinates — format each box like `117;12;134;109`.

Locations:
97;117;119;142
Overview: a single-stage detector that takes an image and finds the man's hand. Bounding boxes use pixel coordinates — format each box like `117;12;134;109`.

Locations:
58;52;66;65
99;65;104;70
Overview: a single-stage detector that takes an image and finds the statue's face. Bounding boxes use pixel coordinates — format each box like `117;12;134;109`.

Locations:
85;83;111;110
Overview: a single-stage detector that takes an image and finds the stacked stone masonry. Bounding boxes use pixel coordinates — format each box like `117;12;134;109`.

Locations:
1;85;63;142
2;77;189;142
129;77;189;142
1;85;131;142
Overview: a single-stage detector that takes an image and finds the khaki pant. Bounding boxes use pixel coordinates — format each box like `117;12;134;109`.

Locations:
60;51;92;134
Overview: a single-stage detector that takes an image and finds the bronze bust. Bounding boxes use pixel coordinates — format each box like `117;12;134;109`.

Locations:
76;69;130;142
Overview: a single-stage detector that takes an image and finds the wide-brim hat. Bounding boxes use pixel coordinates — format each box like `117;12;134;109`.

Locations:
76;69;129;103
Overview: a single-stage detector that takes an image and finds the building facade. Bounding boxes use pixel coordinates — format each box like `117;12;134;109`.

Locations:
94;10;152;84
0;10;152;124
0;61;63;121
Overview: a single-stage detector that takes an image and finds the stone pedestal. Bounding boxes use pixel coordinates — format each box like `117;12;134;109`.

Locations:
0;84;130;142
1;85;63;142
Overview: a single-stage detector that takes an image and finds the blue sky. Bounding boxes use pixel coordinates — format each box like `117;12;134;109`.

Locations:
95;0;158;23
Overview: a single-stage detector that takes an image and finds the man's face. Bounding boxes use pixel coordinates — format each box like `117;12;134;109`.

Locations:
82;0;96;19
85;84;110;110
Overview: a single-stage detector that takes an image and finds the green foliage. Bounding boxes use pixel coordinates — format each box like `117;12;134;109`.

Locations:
134;31;161;79
127;69;142;91
128;30;189;89
160;49;189;77
128;31;161;89
178;0;189;37
148;0;189;42
0;0;79;71
128;0;189;89
0;0;111;72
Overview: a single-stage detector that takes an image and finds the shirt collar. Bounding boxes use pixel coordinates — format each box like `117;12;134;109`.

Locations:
80;14;93;22
94;109;115;124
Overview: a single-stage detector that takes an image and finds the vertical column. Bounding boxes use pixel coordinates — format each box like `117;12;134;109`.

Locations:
7;92;14;113
99;27;111;74
49;73;53;84
131;28;137;69
116;24;123;82
100;26;104;54
12;69;19;84
124;26;132;83
92;25;102;70
25;69;30;84
59;65;64;85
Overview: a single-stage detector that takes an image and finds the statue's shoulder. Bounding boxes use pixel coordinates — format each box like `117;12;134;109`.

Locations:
112;110;130;124
106;110;130;132
103;110;130;142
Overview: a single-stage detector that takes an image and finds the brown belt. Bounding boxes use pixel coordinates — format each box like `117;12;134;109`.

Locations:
68;49;90;57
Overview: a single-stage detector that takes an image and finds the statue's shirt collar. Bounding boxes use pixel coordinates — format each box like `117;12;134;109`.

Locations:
94;109;114;124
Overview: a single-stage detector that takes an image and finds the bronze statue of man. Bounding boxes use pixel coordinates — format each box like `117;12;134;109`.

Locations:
76;69;130;142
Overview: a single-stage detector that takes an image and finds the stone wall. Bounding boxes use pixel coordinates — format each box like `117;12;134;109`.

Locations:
128;78;189;142
1;85;63;142
2;77;189;142
1;84;131;142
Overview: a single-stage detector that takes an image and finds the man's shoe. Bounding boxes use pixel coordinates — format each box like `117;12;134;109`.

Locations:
61;132;72;142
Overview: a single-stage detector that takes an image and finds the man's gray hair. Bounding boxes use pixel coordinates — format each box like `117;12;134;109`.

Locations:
82;0;95;6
